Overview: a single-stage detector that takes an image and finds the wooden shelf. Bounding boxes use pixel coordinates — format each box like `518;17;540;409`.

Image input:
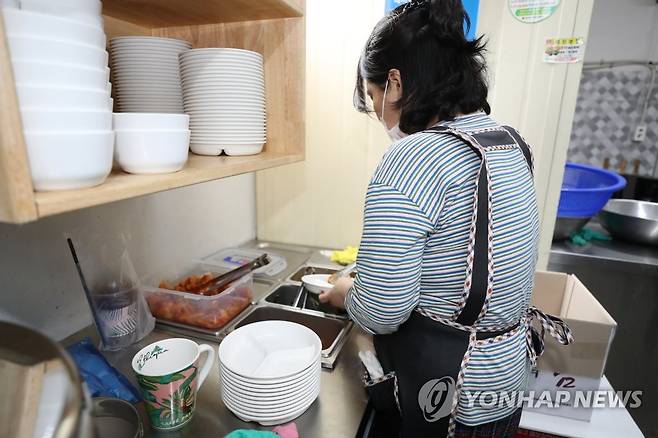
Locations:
0;1;305;224
102;0;304;28
34;152;303;218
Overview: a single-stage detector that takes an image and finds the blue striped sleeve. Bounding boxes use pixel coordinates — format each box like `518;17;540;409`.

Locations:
345;183;434;334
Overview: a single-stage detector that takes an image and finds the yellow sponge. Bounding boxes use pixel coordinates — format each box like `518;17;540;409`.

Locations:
331;246;358;265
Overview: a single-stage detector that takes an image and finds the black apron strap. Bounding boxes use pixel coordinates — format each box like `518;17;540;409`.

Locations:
502;125;533;176
427;126;490;326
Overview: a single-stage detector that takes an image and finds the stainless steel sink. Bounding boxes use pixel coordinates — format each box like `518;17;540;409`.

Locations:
265;283;348;318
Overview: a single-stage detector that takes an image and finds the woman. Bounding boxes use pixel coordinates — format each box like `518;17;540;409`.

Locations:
319;1;572;437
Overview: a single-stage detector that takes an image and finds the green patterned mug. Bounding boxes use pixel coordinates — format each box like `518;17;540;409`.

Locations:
132;338;214;431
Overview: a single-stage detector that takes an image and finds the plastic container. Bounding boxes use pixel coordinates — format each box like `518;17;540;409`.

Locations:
143;263;254;330
557;162;627;218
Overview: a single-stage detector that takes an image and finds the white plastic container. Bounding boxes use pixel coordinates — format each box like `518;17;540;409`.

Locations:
24;131;114;191
7;35;108;70
11;61;109;90
2;8;106;48
17;0;103;27
114;129;190;174
21;110;112;131
16;84;111;110
113;113;189;130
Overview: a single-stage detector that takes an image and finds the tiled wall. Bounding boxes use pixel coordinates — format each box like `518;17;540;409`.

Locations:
568;65;658;177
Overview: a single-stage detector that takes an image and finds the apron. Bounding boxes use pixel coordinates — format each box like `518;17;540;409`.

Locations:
362;124;574;438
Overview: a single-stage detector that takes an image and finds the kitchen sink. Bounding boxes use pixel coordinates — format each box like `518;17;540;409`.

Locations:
288;265;338;282
264;283;348;318
229;304;352;369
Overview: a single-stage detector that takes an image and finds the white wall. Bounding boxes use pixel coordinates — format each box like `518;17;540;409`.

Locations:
257;0;594;269
0;174;256;340
585;0;658;63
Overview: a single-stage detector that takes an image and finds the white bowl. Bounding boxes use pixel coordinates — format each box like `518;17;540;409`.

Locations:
223;144;265;156
113;113;189;130
7;35;108;70
218;321;321;380
18;0;103;25
16;85;111;110
179;50;262;58
301;274;333;294
110;36;192;47
2;8;106;48
114;129;190;175
21;109;111;131
190;143;263;157
11;61;109;90
220;359;319;388
24;131;114;191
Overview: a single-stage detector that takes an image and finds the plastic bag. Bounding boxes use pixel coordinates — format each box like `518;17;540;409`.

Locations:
67;338;141;403
67;231;155;351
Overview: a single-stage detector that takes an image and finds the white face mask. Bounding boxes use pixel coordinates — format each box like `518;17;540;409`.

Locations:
380;79;407;142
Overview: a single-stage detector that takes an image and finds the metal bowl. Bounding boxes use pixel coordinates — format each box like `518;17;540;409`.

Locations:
553;216;591;241
599;199;658;246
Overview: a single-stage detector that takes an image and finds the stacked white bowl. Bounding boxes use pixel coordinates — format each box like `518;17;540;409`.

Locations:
1;3;114;191
109;37;192;113
179;48;267;157
218;321;321;426
113;113;190;174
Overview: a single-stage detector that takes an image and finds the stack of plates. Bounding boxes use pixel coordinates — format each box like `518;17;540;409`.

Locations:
2;5;113;191
218;320;321;426
180;48;266;157
109;37;192;113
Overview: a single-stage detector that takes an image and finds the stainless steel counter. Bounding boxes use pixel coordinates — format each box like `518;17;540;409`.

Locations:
101;325;372;438
73;241;373;437
551;222;658;275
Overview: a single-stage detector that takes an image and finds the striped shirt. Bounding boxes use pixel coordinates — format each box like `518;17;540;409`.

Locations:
345;112;540;425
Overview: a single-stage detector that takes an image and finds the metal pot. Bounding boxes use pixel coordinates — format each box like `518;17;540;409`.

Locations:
0;321;94;438
599;199;658;246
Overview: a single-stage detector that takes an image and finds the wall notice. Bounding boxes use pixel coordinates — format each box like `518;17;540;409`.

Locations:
509;0;560;23
543;37;584;63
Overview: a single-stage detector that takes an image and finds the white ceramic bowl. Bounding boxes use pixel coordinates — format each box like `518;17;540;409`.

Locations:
21;110;112;131
113;113;189;130
218;321;321;380
11;61;109;90
16;85;111;110
115;102;185;114
179;48;263;59
114;129;190;174
223;144;265;157
18;0;103;26
7;35;108;70
24;131;114;191
2;8;106;48
110;36;192;47
301;274;333;294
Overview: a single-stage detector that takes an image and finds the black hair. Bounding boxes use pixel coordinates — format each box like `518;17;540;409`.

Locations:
354;0;490;134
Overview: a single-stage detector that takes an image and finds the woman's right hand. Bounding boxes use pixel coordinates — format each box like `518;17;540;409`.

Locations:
318;277;354;309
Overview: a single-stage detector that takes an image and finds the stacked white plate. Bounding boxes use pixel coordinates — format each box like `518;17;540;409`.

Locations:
1;5;113;191
109;37;192;113
218;320;321;426
180;48;266;157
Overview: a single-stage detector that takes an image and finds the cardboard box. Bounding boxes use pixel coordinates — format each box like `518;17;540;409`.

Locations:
531;271;617;379
526;369;602;422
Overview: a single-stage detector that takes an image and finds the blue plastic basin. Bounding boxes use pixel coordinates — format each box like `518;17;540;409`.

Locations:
557;162;626;218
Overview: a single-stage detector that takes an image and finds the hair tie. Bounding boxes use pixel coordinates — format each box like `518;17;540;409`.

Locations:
401;0;430;14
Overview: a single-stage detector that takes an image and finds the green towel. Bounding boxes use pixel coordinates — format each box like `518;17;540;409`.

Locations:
569;228;612;247
225;431;279;438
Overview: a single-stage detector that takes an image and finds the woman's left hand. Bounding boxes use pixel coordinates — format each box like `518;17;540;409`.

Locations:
318;277;353;309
